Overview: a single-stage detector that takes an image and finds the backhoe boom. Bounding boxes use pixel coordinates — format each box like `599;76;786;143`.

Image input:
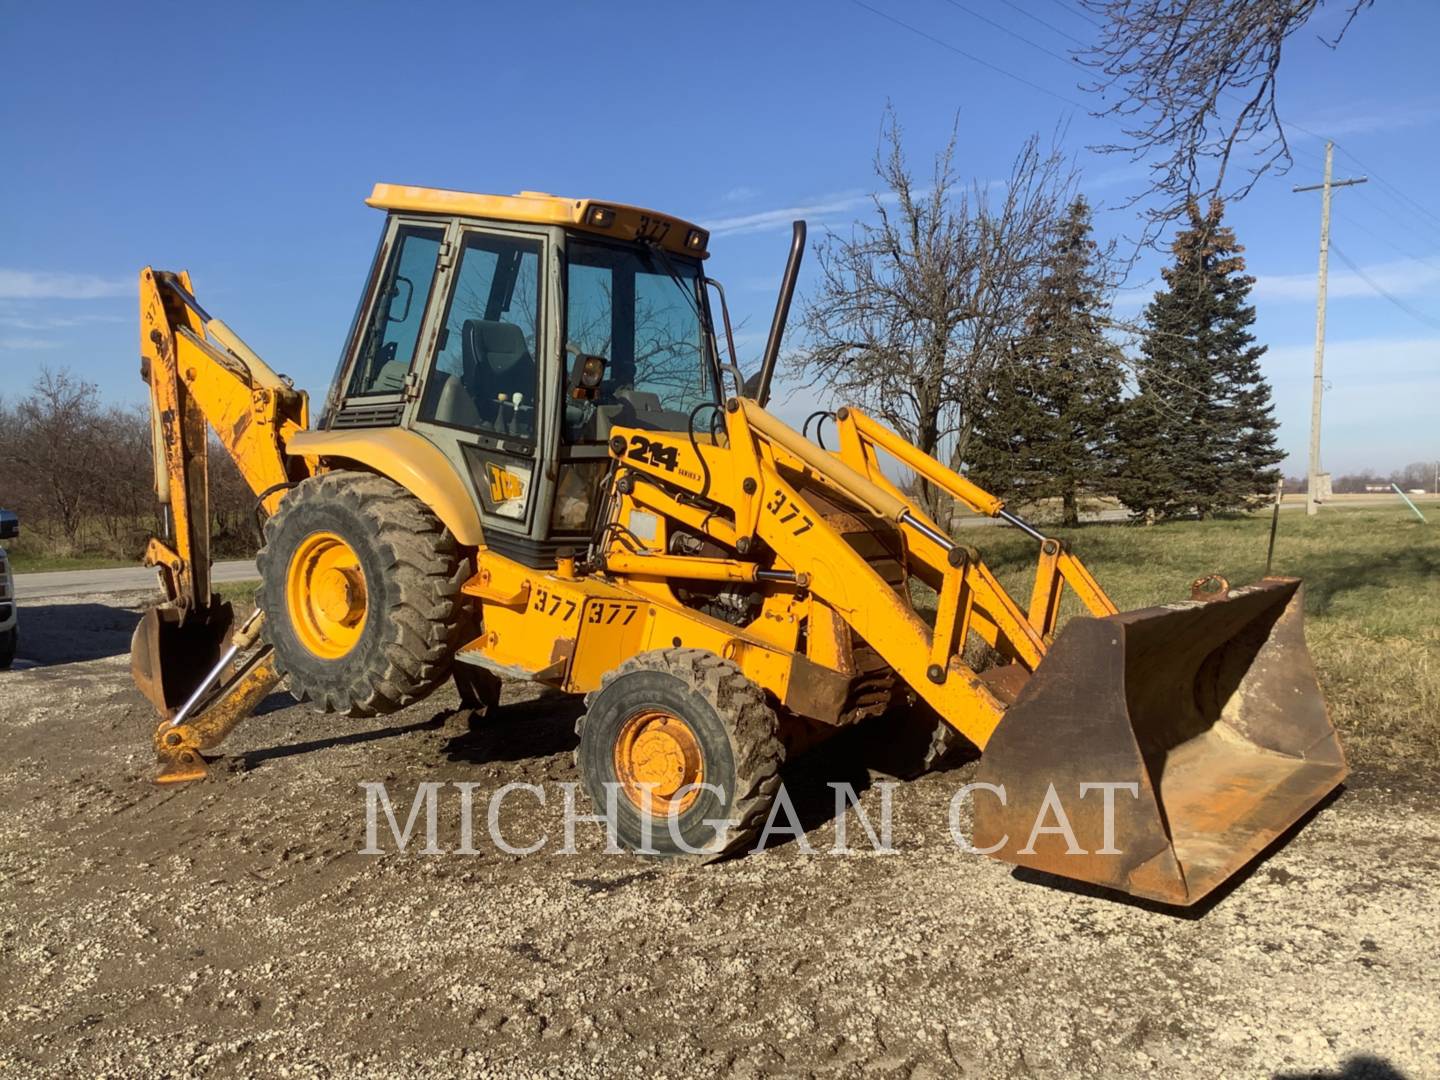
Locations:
131;267;308;720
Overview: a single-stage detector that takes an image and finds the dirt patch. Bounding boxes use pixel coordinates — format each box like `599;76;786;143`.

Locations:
1;592;1436;1078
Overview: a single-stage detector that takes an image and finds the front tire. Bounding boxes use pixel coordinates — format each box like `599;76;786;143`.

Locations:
575;649;784;859
0;627;15;670
256;472;470;716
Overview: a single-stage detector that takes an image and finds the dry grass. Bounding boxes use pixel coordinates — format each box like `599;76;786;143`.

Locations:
214;580;259;617
959;507;1440;767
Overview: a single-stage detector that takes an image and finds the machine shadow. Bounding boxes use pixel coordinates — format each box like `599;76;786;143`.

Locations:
13;602;140;666
440;687;584;764
239;713;451;769
749;720;904;852
1273;1053;1410;1079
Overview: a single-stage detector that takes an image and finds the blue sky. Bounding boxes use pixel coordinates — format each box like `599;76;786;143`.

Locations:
2;0;1436;475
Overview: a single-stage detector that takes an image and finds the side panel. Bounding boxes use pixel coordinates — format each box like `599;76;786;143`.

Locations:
459;551;844;720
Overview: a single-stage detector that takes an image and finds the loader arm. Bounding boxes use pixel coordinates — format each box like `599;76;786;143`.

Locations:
603;399;1112;749
601;401;1345;905
132;267;309;717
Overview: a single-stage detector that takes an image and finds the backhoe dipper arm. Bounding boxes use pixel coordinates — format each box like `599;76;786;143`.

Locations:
132;267;309;724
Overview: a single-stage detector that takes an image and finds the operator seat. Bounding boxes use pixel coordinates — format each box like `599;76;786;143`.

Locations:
462;319;535;436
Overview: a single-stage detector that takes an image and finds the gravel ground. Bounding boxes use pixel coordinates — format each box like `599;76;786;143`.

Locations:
1;592;1436;1079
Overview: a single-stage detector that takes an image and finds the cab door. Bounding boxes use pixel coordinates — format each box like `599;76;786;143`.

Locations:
409;222;561;564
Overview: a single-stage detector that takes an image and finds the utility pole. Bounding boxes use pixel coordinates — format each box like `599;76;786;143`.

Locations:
1294;141;1366;516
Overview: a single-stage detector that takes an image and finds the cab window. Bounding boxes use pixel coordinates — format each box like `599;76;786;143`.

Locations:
347;225;443;397
563;238;716;443
419;232;542;439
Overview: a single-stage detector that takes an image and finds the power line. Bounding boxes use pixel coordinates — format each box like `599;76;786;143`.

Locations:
940;2;1337;190
999;0;1088;46
853;0;1428;271
1332;141;1440;236
1350;186;1440;251
1041;0;1102;29
939;0;1077;66
1330;242;1440;333
848;1;1086;108
1332;207;1440;273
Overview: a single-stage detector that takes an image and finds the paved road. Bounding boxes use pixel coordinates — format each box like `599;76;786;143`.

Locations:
12;559;259;600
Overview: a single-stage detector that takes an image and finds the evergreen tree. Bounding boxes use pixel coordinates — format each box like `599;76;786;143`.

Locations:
969;196;1125;525
1115;200;1283;520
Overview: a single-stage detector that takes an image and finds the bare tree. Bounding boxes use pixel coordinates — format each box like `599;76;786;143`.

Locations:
0;368;107;549
91;404;158;556
796;112;1075;522
1079;0;1373;235
0;368;259;560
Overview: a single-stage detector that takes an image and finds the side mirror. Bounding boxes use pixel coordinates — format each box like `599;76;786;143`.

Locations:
0;509;17;541
386;275;415;324
569;353;607;401
742;369;763;399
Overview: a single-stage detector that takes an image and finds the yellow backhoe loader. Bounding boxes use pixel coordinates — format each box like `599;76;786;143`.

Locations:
130;184;1345;906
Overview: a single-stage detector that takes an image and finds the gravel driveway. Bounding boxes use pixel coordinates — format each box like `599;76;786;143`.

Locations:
1;592;1434;1078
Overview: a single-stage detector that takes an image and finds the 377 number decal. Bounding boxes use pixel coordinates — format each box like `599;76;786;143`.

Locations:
627;434;679;472
635;214;671;243
766;488;815;535
531;587;578;621
587;601;639;626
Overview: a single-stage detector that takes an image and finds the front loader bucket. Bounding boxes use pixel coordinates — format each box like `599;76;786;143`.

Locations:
972;579;1345;907
130;601;234;718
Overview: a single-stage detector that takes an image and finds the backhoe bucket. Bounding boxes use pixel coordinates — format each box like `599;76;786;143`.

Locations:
130;601;234;718
972;579;1345;906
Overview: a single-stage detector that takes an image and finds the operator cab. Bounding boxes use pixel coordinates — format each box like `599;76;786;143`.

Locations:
326;186;735;567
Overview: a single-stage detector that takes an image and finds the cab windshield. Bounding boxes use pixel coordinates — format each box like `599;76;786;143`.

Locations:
563;238;719;442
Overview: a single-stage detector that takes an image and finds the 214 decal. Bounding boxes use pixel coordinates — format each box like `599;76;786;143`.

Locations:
626;434;680;472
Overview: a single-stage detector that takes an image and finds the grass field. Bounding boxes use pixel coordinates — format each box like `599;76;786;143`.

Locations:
215;579;259;612
4;546;135;573
968;507;1439;767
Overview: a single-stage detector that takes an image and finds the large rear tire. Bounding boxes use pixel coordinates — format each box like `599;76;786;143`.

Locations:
256;472;470;716
575;649;784;859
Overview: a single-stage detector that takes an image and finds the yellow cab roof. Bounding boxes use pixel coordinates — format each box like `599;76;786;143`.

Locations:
366;184;709;258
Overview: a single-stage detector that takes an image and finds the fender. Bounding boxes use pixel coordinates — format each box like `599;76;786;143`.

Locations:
285;428;484;546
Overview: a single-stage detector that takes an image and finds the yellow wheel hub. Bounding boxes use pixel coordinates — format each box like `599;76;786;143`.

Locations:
613;709;705;814
286;531;367;659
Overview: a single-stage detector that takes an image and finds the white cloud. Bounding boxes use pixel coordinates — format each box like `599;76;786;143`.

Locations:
0;269;130;300
1262;335;1440;388
1291;104;1440;139
721;185;761;204
705;192;871;237
1254;257;1440;303
0;312;128;330
0;336;62;350
1260;335;1440;472
703;186;933;238
705;188;916;237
